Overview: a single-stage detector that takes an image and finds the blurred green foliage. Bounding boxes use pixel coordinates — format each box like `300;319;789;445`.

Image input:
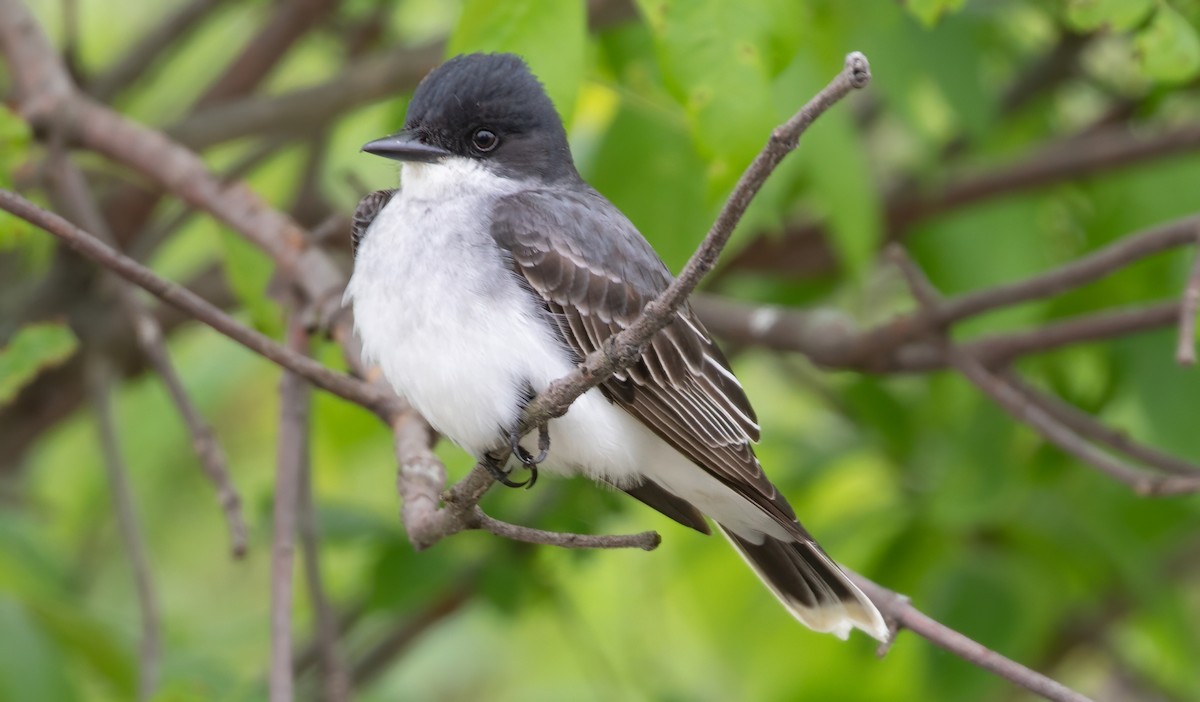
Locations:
4;0;1200;701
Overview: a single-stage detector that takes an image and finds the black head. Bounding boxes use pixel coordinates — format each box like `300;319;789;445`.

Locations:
361;53;578;183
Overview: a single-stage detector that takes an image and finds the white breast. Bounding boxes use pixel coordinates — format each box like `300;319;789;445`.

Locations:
345;158;789;538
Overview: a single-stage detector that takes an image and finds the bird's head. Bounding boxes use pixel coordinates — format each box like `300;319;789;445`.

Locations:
362;53;577;184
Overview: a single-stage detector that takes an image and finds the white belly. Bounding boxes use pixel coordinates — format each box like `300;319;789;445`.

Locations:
345;159;783;538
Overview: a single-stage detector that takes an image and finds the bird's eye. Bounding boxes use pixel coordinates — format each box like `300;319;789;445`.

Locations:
471;128;499;153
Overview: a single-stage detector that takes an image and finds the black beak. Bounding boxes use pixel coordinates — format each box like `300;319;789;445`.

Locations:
361;130;450;163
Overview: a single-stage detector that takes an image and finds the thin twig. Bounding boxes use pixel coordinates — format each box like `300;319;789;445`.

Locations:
849;575;1093;702
1176;234;1200;366
87;358;162;702
889;245;1200;497
40;152;248;557
270;313;310;702
297;430;351;701
472;508;660;551
1002;372;1200;476
0;191;397;417
853;214;1200;361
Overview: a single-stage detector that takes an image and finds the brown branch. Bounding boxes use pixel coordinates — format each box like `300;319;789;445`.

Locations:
693;294;1179;373
0;264;235;470
87;358;162;702
0;191;396;416
850;214;1200;365
87;0;230;101
192;0;337;109
888;125;1200;234
727;125;1200;280
890;245;1200;497
166;42;443;150
297;426;350;701
519;53;872;437
270;314;310;702
888;301;1181;373
850;575;1093;702
472;508;660;550
1003;372;1200;477
40;149;249;558
1177;235;1200;366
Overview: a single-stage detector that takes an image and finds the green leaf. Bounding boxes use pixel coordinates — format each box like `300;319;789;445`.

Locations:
800;109;881;278
215;229;282;337
635;0;794;192
904;0;967;27
1135;4;1200;84
0;597;79;702
0;106;32;190
1064;0;1154;31
0;322;78;406
447;0;586;123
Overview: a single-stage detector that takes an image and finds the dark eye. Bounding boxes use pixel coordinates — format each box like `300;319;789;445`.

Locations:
471;128;499;152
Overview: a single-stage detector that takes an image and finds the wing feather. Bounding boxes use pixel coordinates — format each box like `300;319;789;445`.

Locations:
490;188;795;526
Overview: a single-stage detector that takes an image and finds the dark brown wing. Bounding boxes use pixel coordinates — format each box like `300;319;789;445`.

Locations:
490;187;802;530
352;189;396;257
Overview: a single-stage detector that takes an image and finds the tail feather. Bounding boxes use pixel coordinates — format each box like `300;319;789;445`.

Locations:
719;525;888;641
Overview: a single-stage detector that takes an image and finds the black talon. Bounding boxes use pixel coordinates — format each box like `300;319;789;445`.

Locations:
484;452;531;489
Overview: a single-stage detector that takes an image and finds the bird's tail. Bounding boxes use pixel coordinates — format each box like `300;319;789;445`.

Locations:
718;525;888;641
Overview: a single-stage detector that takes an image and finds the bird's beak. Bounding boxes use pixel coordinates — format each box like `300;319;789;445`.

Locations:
361;130;450;163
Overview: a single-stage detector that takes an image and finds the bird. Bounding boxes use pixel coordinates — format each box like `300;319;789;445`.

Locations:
344;52;887;641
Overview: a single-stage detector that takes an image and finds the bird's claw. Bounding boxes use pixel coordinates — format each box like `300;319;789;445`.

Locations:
494;424;551;490
484;452;533;489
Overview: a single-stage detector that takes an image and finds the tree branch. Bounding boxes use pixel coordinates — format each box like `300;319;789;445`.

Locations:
850;575;1092;702
1002;372;1200;477
41;148;248;558
1176;234;1200;366
889;245;1200;497
472;508;661;551
87;358;162;702
270;313;310;702
0;191;396;416
297;439;351;702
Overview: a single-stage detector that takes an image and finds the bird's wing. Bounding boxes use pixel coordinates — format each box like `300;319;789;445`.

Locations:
352;189;396;257
490;187;802;532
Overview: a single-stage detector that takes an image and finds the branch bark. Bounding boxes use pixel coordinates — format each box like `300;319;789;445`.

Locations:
270;314;311;702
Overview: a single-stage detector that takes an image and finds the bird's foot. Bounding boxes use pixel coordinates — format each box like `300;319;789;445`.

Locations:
494;423;550;490
483;451;534;489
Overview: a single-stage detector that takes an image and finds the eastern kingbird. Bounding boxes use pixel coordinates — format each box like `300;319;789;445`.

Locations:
346;53;886;641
